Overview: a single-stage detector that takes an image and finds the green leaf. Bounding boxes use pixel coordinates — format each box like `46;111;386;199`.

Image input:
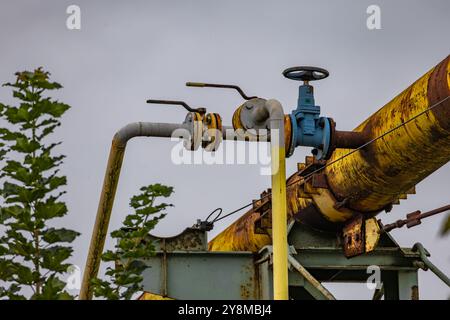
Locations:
47;175;67;191
41;246;72;272
35;200;67;220
1;181;21;197
15;264;34;285
33;275;73;300
0;259;17;281
40;100;70;118
0;283;26;300
0;128;26;141
28;153;64;173
6;230;35;258
92;183;171;299
101;250;118;262
38;124;59;139
42;228;80;244
11;137;40;154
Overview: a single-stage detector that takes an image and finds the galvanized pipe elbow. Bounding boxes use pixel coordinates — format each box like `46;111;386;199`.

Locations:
81;121;188;300
252;99;284;131
113;122;187;146
264;99;285;121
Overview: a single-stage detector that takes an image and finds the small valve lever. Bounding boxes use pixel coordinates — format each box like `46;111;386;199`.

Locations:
186;82;258;101
146;99;206;114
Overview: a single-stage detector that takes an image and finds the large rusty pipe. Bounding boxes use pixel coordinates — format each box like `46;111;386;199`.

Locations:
80;122;187;300
209;54;450;252
325;55;450;213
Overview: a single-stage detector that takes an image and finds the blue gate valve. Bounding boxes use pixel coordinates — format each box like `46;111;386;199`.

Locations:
284;66;334;160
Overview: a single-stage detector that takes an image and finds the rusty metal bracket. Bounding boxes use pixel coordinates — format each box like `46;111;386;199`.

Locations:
254;189;273;235
296;156;327;178
342;215;381;257
342;214;365;257
311;173;328;189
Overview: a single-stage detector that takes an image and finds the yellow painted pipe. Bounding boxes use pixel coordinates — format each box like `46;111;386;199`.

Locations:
271;144;288;299
209;54;450;252
324;55;450;214
266;100;289;300
230;98;290;299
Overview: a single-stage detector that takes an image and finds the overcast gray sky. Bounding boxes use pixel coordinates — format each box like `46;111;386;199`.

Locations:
0;0;449;299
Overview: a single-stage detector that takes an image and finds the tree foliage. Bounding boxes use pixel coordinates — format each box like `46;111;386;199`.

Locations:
91;184;173;300
0;68;79;299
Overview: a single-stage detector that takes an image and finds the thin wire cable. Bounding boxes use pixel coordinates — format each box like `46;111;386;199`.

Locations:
208;95;450;224
213;203;254;223
205;208;222;222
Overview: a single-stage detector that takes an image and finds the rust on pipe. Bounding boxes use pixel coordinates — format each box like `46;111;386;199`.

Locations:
325;55;450;213
334;130;368;149
209;54;450;252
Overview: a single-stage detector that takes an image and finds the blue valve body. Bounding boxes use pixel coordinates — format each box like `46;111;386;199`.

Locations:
288;84;332;159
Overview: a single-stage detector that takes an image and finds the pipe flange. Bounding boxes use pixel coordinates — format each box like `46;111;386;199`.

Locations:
236;98;270;141
202;113;223;152
287;114;297;157
232;103;244;131
183;112;203;151
311;117;334;160
284;115;293;157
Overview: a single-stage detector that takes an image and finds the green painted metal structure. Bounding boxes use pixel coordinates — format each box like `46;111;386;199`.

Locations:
140;222;436;300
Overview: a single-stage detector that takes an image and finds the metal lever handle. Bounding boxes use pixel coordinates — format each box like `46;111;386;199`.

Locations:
146;99;206;114
186;82;258;101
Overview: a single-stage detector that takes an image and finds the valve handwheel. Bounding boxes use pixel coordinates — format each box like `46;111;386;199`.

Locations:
283;66;329;82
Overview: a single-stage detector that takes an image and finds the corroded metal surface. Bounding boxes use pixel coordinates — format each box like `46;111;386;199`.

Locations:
138;292;173;300
365;218;381;253
209;172;310;251
209;55;450;252
333;130;368;149
325;55;450;213
148;228;208;252
81;139;126;299
342;215;364;257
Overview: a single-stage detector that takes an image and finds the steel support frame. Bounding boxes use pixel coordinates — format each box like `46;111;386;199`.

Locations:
139;226;422;300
